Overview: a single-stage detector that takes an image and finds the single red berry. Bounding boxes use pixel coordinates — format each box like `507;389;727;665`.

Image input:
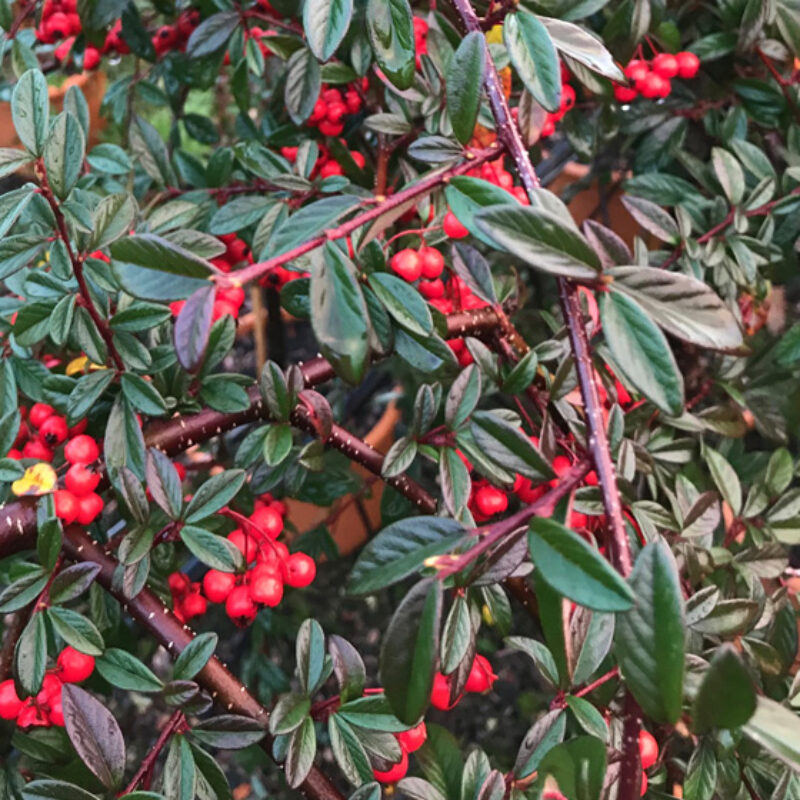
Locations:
203;570;237;603
64;435;99;465
652;53;679;79
624;60;649;83
639;729;659;770
54;490;79;524
430;672;458;710
82;45;100;69
228;529;258;562
552;455;571;477
168;571;190;597
419;247;444;279
38;415;68;447
57;647;95;683
640;773;648;797
249;572;284;607
464;654;497;693
372;748;408;784
474;485;508;517
675;51;700;78
396;721;427;753
29;403;55;428
22;439;54;461
181;591;208;619
251;506;283;539
443;210;469;239
75;492;103;525
418;279;445;299
225;585;258;627
585;470;598;486
17;703;49;728
48;698;65;726
64;463;100;497
640;73;666;99
614;85;638;102
390;249;423;282
0;679;24;720
560;84;576;111
285;552;316;588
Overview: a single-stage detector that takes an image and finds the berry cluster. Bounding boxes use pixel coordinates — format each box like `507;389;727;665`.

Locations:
430;654;497;710
372;719;428;783
0;647;95;729
540;64;576;138
151;9;201;57
307;81;366;137
614;52;701;102
37;0;131;69
168;496;317;627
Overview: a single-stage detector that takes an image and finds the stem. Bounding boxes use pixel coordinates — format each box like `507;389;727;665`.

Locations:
60;526;344;800
220;145;502;287
120;710;185;796
36;164;125;372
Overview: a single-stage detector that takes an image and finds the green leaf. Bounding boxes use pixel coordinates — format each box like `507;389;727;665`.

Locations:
174;632;218;681
445;364;481;430
445;178;518;248
0;147;34;178
304;0;353;61
704;448;742;516
96;648;164;692
0;234;46;281
615;540;685;724
286;716;317;788
565;696;608;740
451;242;498;304
540;18;623;80
711;147;745;205
68;370;115;426
743;696;800;771
12;69;50;156
285;48;322;124
620;196;679;243
89;194;138;251
441;595;472;674
179;526;243;573
16;611;47;695
47;607;104;656
683;741;717;800
209;196;275;235
513;709;566;778
310;244;370;385
380;579;443;725
537;736;607;800
439;447;471;516
349;517;467;594
692;643;756;732
366;0;415;89
329;635;366;703
22;781;99;800
270;694;312;735
470;410;552;481
122;374;167;416
62;684;126;790
336;694;408;731
504;12;561;112
606;266;743;351
190;715;266;749
446;32;486;144
162;736;196;800
329;714;374;784
0;569;47;613
528;518;634;612
186;10;239;57
297;618;327;695
474;205;600;280
43;112;85;199
368;272;432;335
111;234;214;279
184;469;246;523
600;289;684;415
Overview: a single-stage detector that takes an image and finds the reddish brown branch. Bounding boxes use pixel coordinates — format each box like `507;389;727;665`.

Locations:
219;145;503;287
121;710;186;795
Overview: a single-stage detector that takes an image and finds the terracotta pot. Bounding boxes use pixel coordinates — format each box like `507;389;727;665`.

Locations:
547;161;642;246
0;70;107;150
285;400;402;556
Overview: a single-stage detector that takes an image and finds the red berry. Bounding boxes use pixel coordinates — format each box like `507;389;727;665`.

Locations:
64;435;99;465
225;585;258;627
396;721;427;753
640;73;666;99
464;654;497;693
57;647;95;683
75;492;103;525
64;463;100;497
22;439;54;461
285;553;316;588
652;53;678;79
390;249;423;282
168;571;190;597
0;679;24;720
228;529;258;562
430;672;458;710
560;84;576;111
36;673;63;707
675;51;700;79
17;703;49;728
251;506;283;539
418;279;445;299
443;210;469;239
48;698;65;726
614;85;638;102
54;490;79;524
249;571;284;606
29;403;55;428
203;570;237;603
419;247;444;279
639;729;658;770
181;591;208;619
82;45;100;70
552;455;571;477
640;773;648;797
372;748;408;784
474;485;508;517
624;60;649;83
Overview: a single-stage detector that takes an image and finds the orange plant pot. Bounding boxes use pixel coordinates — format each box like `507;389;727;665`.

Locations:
0;70;107;150
285;400;402;557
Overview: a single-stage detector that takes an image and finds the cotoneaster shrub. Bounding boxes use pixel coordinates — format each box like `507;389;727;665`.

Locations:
0;0;799;798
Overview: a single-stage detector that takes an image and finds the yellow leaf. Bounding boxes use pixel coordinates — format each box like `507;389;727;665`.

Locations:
12;463;57;497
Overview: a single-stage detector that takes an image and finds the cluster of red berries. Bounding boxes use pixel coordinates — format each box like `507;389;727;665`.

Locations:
37;0;131;70
151;9;201;57
540;64;576;138
431;654;497;711
0;647;95;729
373;718;428;783
614;52;701;102
168;496;317;627
306;81;366;137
